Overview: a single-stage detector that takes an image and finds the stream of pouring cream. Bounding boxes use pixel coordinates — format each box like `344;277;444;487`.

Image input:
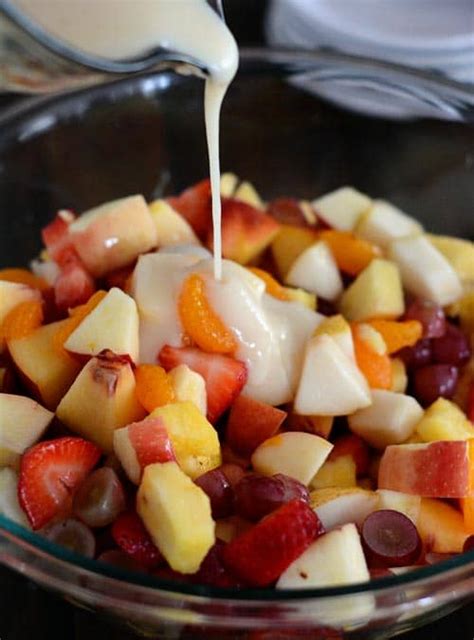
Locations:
15;0;239;279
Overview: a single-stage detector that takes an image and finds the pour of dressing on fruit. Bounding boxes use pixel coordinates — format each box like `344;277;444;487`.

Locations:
14;0;239;279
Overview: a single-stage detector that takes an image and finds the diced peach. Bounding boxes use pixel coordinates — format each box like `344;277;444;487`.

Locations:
418;498;470;553
310;455;357;490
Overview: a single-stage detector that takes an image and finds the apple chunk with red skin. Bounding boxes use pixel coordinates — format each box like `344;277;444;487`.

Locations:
68;195;157;277
378;441;471;498
56;349;145;452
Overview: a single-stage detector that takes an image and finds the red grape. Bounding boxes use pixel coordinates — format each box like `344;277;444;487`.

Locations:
463;536;474;553
194;468;234;519
97;549;144;571
404;299;446;338
431;324;471;366
413;364;459;406
361;510;421;568
43;518;95;558
73;467;126;528
234;473;309;522
397;338;432;370
219;462;246;487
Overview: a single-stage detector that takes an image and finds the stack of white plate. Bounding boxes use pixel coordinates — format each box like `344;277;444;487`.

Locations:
266;0;474;84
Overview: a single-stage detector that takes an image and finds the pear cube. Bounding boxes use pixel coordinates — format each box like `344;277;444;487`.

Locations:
285;241;343;302
356;200;422;248
310;487;379;530
313;314;355;360
427;234;474;285
376;489;420;525
312;187;371;232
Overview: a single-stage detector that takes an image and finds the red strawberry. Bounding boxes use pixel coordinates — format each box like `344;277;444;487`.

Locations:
328;434;370;477
167;178;212;240
158;345;247;424
18;436;101;530
111;510;163;569
54;254;96;313
42;211;76;266
221;499;323;587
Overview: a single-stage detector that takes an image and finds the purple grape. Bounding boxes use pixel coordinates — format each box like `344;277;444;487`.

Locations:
432;323;471;366
413;364;459;406
463;536;474;553
361;510;422;568
73;467;126;528
194;468;234;519
43;518;95;558
404;299;446;339
397;338;432;370
234;473;310;522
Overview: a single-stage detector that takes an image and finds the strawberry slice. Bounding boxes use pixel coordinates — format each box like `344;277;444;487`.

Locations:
42;211;76;266
167;178;212;240
54;254;96;313
158;345;248;424
111;510;163;569
18;436;101;530
221;499;323;587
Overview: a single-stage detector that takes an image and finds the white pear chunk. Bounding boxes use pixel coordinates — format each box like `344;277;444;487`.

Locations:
277;523;370;588
149;199;199;247
376;489;420;524
294;334;371;416
313;314;355;361
168;365;207;416
348;390;423;449
0;393;53;464
356;200;423;248
285;241;343;302
312;187;371;231
64;287;139;363
388;234;463;306
339;258;405;322
251;432;333;485
310;487;379;530
0;468;30;527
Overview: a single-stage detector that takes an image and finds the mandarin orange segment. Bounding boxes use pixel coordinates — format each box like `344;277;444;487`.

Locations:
317;230;381;276
248;267;289;301
0;300;44;341
53;289;107;352
0;267;49;292
367;319;423;355
135;364;176;412
352;324;392;390
178;273;237;354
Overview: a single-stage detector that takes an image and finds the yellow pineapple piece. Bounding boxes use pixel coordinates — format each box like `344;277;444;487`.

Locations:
137;461;215;573
310;455;356;490
415;398;474;442
168;365;207;415
151;402;221;479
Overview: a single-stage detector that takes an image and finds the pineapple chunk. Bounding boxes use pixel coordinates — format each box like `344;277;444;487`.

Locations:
150;402;220;479
415;398;474;442
339;259;404;322
447;290;474;336
310;455;356;490
220;172;238;198
137;462;215;573
168;365;207;415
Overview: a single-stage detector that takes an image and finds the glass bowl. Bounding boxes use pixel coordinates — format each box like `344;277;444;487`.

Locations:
0;49;474;639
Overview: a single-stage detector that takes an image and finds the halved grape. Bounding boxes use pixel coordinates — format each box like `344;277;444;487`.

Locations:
404;299;446;338
234;473;310;522
219;462;246;488
43;518;95;558
361;510;422;568
397;338;432;370
73;467;126;528
412;364;459;406
194;468;234;519
432;324;471;366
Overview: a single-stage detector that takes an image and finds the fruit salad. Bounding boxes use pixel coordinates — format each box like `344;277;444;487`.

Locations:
1;174;474;591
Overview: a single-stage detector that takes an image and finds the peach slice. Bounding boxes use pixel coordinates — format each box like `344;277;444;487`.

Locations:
417;498;470;553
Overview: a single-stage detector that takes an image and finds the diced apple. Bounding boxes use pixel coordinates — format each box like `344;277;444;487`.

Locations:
137;461;215;573
251;431;333;485
313;314;355;360
310;455;357;490
388;234;462;306
390;358;408;393
271;225;319;279
0;282;41;351
56;350;146;452
339;259;405;322
376;490;420;525
312;187;371;232
149;199;199;247
226;395;286;457
378;441;470;498
417;498;470;553
286;412;334;439
309;487;379;530
63;287;139;362
7;320;82;409
234;180;264;209
355;200;422;248
427;234;474;285
150;402;221;479
415;398;474;442
168;365;207;415
0;393;53;467
69;195;157;277
294;334;371;416
220;172;238;198
348;390;423;449
0;468;30;527
285;241;343;302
